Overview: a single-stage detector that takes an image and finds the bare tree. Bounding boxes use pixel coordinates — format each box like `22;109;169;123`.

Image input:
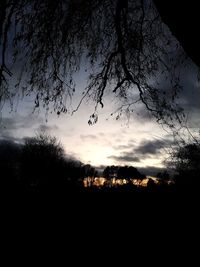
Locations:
168;140;200;188
0;0;188;126
20;132;66;186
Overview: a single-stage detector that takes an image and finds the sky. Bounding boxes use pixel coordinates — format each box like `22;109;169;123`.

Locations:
1;61;200;176
1;1;200;176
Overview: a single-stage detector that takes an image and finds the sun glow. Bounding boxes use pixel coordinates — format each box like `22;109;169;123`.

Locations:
79;146;116;166
83;175;174;188
83;176;161;188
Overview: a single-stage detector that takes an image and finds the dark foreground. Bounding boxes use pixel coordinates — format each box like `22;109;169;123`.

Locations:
2;184;199;266
3;184;199;218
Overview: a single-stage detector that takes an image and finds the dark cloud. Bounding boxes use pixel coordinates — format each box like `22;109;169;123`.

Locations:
113;139;136;151
109;137;174;165
80;134;98;141
156;63;200;113
113;144;133;150
0;116;60;145
0;116;54;144
1;116;42;130
0;115;43;137
108;153;140;163
129;64;200;125
134;139;173;155
133;105;153;122
178;66;200;111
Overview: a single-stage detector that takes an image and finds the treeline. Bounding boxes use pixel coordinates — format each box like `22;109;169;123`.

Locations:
0;133;97;191
103;165;145;179
1;132;200;193
0;133;147;192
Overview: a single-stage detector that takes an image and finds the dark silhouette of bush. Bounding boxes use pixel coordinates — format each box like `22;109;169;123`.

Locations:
62;159;86;188
103;166;118;179
19;133;68;189
156;171;170;180
103;165;144;180
117;166;145;180
83;164;98;178
0;133;101;192
0;139;22;188
172;142;200;189
18;133;99;190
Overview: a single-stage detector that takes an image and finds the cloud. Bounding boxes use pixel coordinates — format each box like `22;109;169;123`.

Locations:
179;66;200;111
0;115;43;137
108;137;174;165
129;64;200;125
1;116;42;130
108;153;140;163
80;134;98;141
36;124;59;133
113;139;136;151
113;144;133;150
0;116;56;144
132;105;153;123
134;139;173;155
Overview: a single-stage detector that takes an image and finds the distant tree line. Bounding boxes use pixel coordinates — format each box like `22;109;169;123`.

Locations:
103;165;145;180
0;133;97;191
1;133;200;192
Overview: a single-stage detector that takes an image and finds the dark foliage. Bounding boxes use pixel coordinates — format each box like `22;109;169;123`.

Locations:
156;170;169;180
0;0;188;126
171;142;200;189
20;133;67;188
0;133;98;191
154;0;200;67
103;165;144;179
117;165;145;179
1;133;199;194
0;139;22;187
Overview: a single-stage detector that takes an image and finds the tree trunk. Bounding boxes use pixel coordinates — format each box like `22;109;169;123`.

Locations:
153;0;200;67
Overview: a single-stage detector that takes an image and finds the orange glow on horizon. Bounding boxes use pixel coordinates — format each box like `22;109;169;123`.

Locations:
83;176;174;188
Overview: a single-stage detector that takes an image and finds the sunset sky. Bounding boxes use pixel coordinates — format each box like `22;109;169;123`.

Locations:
1;61;199;175
1;0;200;177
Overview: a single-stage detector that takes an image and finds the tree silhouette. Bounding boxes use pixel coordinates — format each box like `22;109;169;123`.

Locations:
103;165;144;180
117;166;144;180
0;139;22;187
156;170;169;180
153;1;200;68
83;164;98;177
103;165;118;179
20;133;67;188
171;142;200;188
0;0;187;126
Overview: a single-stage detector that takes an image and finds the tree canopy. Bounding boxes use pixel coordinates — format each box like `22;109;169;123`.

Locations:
0;133;99;189
0;0;192;126
103;165;144;179
168;140;200;188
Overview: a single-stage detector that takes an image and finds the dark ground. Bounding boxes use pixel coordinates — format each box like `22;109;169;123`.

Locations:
2;184;199;265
